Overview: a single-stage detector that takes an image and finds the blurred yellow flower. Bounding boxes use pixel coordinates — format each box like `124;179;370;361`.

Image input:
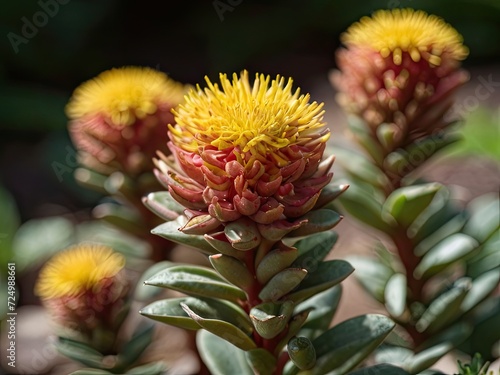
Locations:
35;244;125;299
341;8;468;66
66;66;185;127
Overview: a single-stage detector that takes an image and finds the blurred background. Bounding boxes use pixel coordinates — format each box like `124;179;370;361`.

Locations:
0;0;499;373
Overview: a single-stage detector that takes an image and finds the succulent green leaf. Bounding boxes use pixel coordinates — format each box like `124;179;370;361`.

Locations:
287;260;354;303
416;279;471;334
405;342;454;374
466;230;500;278
337;180;396;234
151;217;217;254
181;214;222;235
296;285;342;334
287;336;317;370
56;337;106;369
460;268;500;314
250;301;294;339
310;314;395;375
287;209;342;237
382;183;442;228
463;193;500;243
142;191;184;221
349;364;411;375
374;345;413;368
414;233;479;279
408;191;461;243
245;348;277;375
345;256;394;303
259;268;308;301
419;321;472;352
384;273;407;318
292;231;338;271
124;361;168;375
134;261;177;302
204;231;247;260
335;146;391;191
347;115;386;165
413;211;469;257
144;264;246;302
197;330;253;375
139;297;201;330
116;324;155;370
209;254;254;290
181;302;256;351
224;218;261;250
256;244;299;284
313;184;349;209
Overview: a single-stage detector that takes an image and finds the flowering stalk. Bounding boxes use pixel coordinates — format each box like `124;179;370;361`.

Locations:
140;71;397;375
332;8;500;372
35;244;165;374
66;67;188;259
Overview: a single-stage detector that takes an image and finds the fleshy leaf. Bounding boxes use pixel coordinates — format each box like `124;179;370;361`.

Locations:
286;260;354;303
405;343;453;374
250;301;294;339
125;362;168;375
382;183;442;228
55;337;106;369
463;193;500;243
292;231;338;271
415;279;470;334
296;285;342;335
142;191;184;221
197;330;253;375
134;261;177;302
256;244;298;284
139;297;201;330
224;218;262;250
337;180;396;234
414;233;479;279
310;314;395;375
144;264;246;302
460;268;500;313
287;209;342;237
384;273;407;318
181;302;256;351
287;336;317;370
259;268;308;301
245;348;277;375
209;254;254;290
116;324;155;370
151;217;217;255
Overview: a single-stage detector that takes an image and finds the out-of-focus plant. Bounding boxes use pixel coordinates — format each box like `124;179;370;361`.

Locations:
457;353;495;375
34;244;166;375
331;8;500;373
138;71;403;375
66;66;188;260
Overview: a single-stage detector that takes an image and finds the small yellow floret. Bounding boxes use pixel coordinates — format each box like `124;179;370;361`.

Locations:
66;66;185;126
342;8;469;65
35;244;125;299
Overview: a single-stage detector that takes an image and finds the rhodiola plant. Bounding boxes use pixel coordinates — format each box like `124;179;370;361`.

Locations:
330;8;499;373
139;71;401;375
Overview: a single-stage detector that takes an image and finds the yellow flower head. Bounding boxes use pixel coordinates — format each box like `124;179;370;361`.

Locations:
66;66;185;127
169;70;329;167
35;244;125;299
341;8;469;66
